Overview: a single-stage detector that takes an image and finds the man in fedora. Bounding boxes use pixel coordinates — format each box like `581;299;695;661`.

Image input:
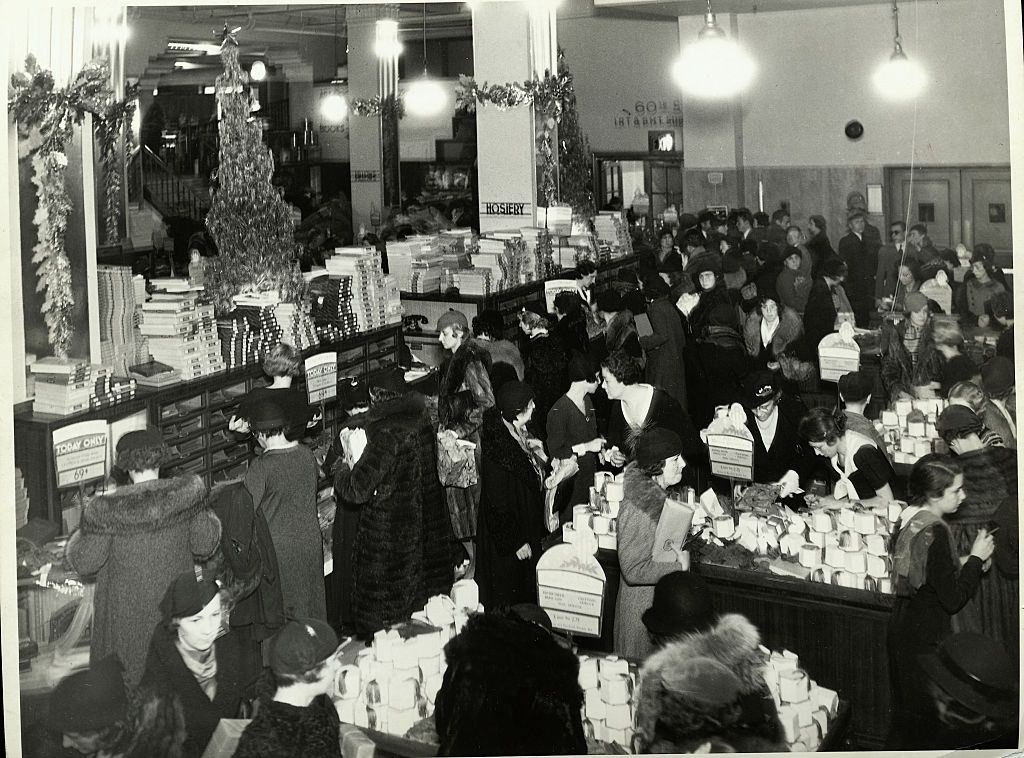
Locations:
837;208;880;328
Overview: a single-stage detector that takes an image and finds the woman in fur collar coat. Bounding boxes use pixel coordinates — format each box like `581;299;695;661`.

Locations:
65;429;221;687
635;613;787;752
742;294;814;385
333;391;455;636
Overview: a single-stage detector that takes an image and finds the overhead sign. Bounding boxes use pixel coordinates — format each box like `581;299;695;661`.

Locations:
536;543;606;637
707;432;754;481
304;351;338;405
53;420;109;489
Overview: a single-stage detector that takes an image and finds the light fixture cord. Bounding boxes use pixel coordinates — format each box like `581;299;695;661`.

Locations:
891;0;921;320
422;3;428;76
892;0;901;45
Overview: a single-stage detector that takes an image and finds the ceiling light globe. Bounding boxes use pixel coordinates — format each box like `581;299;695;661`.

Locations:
672;37;756;100
405;78;447;118
873;54;927;100
250;61;267;81
320;92;348;123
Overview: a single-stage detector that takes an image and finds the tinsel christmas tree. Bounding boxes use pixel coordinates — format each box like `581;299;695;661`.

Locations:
205;31;305;316
556;51;594;219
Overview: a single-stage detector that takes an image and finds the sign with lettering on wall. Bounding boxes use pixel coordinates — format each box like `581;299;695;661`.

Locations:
613;99;685;130
352;170;381;183
480;201;532;217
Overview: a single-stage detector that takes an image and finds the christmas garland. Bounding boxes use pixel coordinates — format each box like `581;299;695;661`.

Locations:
350;94;406;119
8;55;137;356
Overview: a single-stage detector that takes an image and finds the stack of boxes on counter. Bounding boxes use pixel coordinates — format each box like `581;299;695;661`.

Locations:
325;248;391;333
139;293;225;380
578;653;637;748
96;265;149;373
333;580;484;738
879;398;949;464
760;647;840;752
387;237;444;294
562;471;622;550
30;359;123;416
318;277;359;340
697;491;900;593
217;312;264;370
472;235;514;288
593;211;633;258
271;302;319;351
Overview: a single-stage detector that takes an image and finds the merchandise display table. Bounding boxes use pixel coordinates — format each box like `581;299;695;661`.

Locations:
591;549;892;750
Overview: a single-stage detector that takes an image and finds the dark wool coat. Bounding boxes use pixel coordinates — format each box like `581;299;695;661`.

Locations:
333;392;454;635
879;318;943;399
65;475;220;687
805;232;835;277
234;699;341;758
742;394;819;487
604;310;642;358
636;614;787;752
838;231;879;326
204;481;285;642
606;387;708;481
803;277;839;356
551;314;589;358
687;325;751;429
522;331;570;442
476;408;546;609
742;305;815;383
139;624;253;758
643;296;687;409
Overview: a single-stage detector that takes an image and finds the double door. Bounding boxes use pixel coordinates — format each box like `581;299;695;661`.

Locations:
885;166;1012;264
595;155;683;220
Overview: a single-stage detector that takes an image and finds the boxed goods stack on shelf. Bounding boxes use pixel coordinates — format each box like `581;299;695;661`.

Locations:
578;654;637;748
273;302;319;350
449;269;492;296
594;211;633;258
760;647;841;751
217;313;264;370
879;398;949;465
382;275;403;324
97;265;148;374
30;359;112;416
438;229;474;269
139;293;225;380
15;468;30;530
472;236;510;288
317;276;359;341
562;471;621;550
326;248;389;333
387;236;444;294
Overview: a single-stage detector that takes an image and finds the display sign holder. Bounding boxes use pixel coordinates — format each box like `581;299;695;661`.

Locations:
52;420;109;523
543;279;578;314
304;351;338;428
818;328;861;384
707;431;753;506
536;542;607;638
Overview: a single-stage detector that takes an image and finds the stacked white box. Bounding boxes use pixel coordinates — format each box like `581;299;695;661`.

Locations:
139;294;225;380
325;247;389;333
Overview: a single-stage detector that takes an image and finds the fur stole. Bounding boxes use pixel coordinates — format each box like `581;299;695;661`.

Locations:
743;306;814;382
360;391;429;433
82;475;209;535
438;340;491;429
481;409;542;487
622;463;668;521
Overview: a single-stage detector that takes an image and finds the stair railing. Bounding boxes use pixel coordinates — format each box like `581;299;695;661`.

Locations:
130;145;210;223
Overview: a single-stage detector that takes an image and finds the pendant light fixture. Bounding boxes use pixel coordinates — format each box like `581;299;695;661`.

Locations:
320;8;347;123
672;0;755;100
872;0;926;100
405;3;447;118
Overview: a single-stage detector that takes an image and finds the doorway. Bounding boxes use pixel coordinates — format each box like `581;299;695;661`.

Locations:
885;166;1012;265
594;154;684;222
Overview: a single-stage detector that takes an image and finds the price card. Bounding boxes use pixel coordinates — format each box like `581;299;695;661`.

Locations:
536;543;606;637
304;352;338;405
707;432;754;481
52;420;108;489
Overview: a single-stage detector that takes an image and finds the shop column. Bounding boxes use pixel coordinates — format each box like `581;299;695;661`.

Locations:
345;6;386;235
472;1;556;233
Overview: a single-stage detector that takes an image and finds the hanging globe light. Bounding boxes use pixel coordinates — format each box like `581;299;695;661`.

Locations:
405;77;447;118
672;0;756;100
320;92;347;123
873;2;926;100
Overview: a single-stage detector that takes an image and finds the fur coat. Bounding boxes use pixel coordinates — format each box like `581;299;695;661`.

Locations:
879;317;943;399
476;408;546;609
636;614;787;752
437;338;494;438
522;330;570;441
65;475;221;687
333;392;454;635
233;699;341;758
742;305;814;382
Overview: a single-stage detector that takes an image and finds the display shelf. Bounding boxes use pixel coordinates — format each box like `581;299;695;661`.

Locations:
14;324;405;525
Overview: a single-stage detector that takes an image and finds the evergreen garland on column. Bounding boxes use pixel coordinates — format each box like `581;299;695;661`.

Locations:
204;34;305;316
555;51;594;219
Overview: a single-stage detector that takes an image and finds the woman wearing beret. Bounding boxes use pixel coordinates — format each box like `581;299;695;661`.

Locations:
437;309;495;579
65;428;221;687
476;382;548;609
935;406;1019;667
887;454;995;749
615;428;696;661
140;573;254;758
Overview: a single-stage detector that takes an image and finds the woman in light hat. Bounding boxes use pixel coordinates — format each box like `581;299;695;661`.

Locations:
436;308;495;578
879;290;943;400
65;428;221;687
887;454;995;749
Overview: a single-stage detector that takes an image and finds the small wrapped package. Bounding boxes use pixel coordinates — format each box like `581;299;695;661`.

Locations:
867;554;891;578
780;533;804;557
878;577;893;594
812;685;839;717
844;550;867;574
776;704;801;743
800;723;821;751
604;702;633;730
338;724;376;758
811;512;834;533
853;511;877;535
799;544;823;568
839;530;863;550
824;544;846;569
599;655;629;678
585;688;606;719
713;515;735;539
604;481;624;502
881;410;899;427
423;672;444;704
808;530;827;548
600;673;633;705
779;669;810;704
812;707;830;740
838;508;857;529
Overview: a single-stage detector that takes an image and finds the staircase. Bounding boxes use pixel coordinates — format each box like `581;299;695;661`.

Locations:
128;145;211;224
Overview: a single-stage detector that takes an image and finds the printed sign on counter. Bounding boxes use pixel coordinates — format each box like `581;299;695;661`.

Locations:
707;433;754;481
536;543;606;637
304;352;338;404
53;420;109;489
818;328;861;383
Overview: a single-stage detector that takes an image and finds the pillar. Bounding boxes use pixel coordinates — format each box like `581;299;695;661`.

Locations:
472;0;556;233
346;6;386;235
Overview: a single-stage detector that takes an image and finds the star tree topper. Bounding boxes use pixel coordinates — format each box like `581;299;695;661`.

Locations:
216;23;242;49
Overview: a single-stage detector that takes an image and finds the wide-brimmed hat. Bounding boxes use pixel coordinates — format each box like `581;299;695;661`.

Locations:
641;572;714;637
917;632;1018;720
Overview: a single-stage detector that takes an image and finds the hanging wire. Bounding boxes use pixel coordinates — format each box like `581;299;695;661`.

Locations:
421;2;428;76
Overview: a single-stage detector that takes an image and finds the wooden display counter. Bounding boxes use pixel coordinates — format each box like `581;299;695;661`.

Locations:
14;324;405;525
592;549;893;750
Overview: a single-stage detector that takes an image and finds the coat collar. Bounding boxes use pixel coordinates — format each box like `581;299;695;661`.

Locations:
82;475;208;534
743;305;803;356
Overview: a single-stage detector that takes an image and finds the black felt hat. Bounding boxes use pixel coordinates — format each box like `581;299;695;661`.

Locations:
50;656;128;734
641;571;715;637
159;571;220;623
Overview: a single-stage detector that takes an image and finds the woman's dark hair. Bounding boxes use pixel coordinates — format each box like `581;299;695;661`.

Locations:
116;445;173;474
822;257;849;280
434;613;586;756
659;228;675;243
552;291;584;320
798;407;846;445
907;453;963;506
970;254;998;279
575;260;597;278
263;343;302;378
898;258;923;284
472;309;505;339
756;291;780;309
601;350;644;386
489;361;520;394
642;275;671;301
809;214;827;232
639;457;667;479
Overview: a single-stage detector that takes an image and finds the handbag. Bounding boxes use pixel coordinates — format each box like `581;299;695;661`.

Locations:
436;433;478;488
